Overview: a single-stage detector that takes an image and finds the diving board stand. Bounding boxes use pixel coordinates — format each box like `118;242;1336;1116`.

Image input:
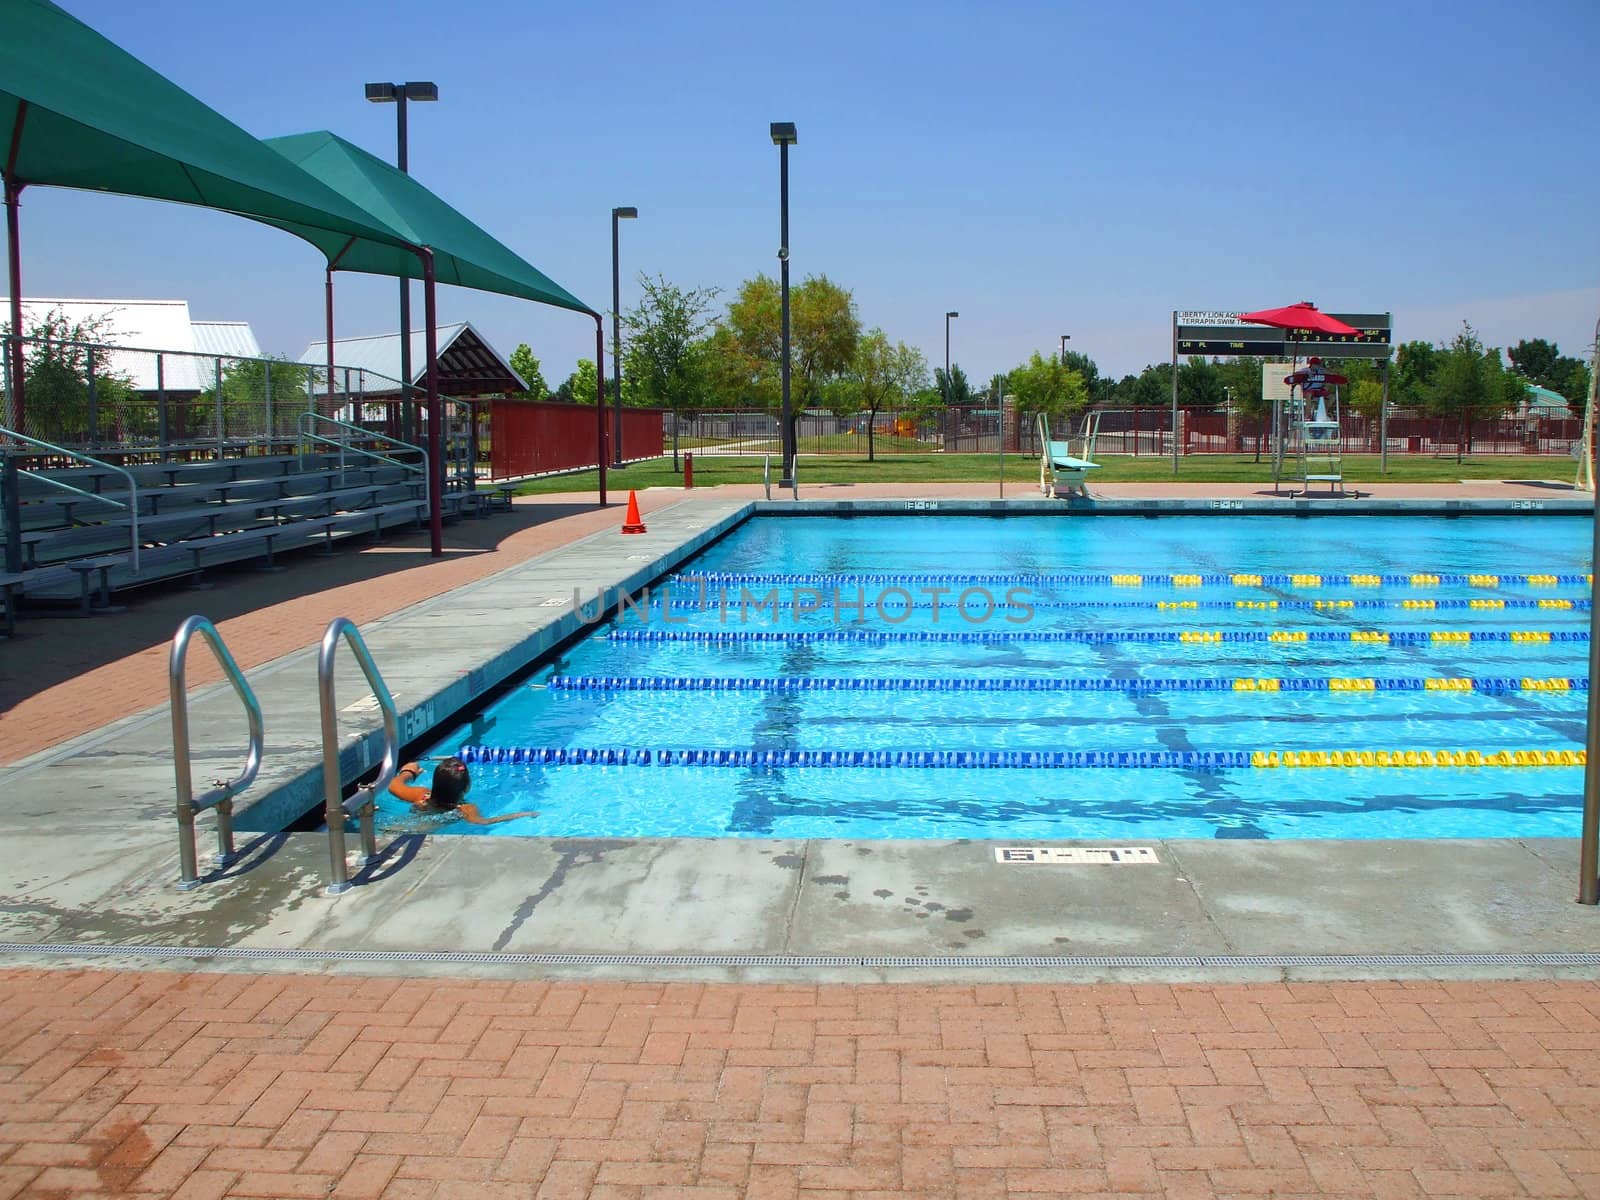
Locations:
1037;411;1101;499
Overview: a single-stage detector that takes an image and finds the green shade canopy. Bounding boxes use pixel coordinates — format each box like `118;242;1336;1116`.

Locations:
264;131;594;317
0;0;415;252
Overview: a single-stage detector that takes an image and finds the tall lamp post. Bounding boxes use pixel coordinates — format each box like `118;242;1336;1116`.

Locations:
945;311;959;404
364;81;438;446
1580;311;1600;903
610;206;637;467
770;122;797;487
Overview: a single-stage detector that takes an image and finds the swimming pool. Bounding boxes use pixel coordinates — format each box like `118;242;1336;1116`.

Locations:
394;514;1593;841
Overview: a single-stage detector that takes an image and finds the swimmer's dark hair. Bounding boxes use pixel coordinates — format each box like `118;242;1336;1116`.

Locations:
428;757;471;811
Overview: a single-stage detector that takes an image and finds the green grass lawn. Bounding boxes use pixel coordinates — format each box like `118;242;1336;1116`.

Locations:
513;453;1578;495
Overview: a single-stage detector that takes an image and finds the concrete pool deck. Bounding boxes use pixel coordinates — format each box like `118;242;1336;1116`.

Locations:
2;478;1598;1198
0;477;1594;984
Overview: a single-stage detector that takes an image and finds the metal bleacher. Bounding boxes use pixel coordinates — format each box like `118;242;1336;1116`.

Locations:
8;448;454;614
0;334;498;634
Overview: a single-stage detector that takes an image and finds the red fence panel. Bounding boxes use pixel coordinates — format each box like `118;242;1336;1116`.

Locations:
487;402;664;480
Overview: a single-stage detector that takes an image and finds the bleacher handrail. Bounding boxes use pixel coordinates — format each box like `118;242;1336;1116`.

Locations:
2;426;140;571
297;412;428;481
169;615;264;890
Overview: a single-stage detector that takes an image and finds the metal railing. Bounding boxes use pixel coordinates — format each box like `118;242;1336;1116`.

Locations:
2;426;141;573
318;617;399;896
169;615;264;891
297;411;428;486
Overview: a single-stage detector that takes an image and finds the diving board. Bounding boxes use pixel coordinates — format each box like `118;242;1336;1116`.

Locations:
1038;411;1101;499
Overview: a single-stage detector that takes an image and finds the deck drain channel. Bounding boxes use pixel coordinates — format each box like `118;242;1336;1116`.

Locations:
0;944;1594;970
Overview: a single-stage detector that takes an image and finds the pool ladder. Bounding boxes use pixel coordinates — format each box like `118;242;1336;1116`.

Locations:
318;617;400;895
170;616;263;891
169;615;400;896
763;453;799;501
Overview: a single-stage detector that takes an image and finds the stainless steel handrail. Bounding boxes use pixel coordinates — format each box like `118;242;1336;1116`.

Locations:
169;615;264;890
318;617;400;895
763;453;772;500
297;412;428;484
3;426;141;571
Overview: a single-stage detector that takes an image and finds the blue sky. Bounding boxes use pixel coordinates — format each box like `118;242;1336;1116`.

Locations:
20;0;1600;386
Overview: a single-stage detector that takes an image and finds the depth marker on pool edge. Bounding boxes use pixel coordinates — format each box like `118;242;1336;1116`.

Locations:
995;846;1159;865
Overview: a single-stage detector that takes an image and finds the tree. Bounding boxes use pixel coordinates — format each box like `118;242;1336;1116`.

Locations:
725;274;860;459
696;325;774;409
933;364;973;406
1131;362;1172;409
1507;338;1560;384
1349;378;1387;422
5;307;138;443
622;273;721;414
1427;324;1521;462
1005;350;1089;424
1392;340;1438;411
1509;337;1590;406
1177;357;1225;408
196;356;313;441
507;344;549;401
844;332;930;460
1062;350;1112;406
556;359;599;405
1218;357;1270;459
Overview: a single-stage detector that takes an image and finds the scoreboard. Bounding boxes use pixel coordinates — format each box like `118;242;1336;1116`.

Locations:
1175;311;1392;360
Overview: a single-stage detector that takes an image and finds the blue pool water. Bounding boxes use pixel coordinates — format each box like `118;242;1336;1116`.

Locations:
397;514;1593;841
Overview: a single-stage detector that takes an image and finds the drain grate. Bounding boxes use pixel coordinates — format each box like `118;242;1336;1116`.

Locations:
0;943;1594;970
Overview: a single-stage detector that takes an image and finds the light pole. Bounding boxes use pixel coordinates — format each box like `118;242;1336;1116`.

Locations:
610;206;637;467
1060;333;1070;363
944;312;959;405
364;81;438;445
1580;311;1600;903
771;122;797;486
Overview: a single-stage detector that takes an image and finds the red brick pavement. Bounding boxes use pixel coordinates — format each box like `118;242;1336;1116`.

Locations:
0;969;1596;1198
5;481;1600;1197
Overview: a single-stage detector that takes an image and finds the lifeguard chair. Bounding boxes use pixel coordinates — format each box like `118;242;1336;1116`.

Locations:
1284;359;1346;497
1037;411;1101;499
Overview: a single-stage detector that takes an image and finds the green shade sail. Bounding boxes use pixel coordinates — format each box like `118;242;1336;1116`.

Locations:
0;0;415;252
264;131;594;317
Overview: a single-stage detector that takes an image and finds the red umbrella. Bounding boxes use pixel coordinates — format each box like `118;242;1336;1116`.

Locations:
1236;302;1360;336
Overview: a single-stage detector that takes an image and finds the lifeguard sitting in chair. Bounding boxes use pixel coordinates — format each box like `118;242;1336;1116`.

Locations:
1037;411;1101;499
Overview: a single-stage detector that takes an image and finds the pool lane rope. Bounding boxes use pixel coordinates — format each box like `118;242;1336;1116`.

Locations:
456;745;1585;770
675;570;1591;590
607;629;1584;647
647;597;1589;613
548;674;1586;695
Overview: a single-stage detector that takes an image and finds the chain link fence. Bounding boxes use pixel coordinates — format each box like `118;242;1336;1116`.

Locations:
2;335;477;477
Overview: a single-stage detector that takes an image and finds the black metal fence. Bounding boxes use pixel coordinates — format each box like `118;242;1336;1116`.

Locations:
667;405;1584;459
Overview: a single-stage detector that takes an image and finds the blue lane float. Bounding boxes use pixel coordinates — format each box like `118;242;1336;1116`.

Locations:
650;597;1591;614
546;674;1589;695
457;745;1258;770
605;629;1587;646
673;570;1592;589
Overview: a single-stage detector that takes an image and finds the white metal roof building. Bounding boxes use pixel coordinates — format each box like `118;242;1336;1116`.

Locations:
1;298;262;392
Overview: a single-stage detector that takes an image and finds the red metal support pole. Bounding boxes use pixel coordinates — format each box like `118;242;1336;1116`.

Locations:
422;250;443;556
324;267;336;415
5;101;29;433
4;177;22;431
594;314;607;507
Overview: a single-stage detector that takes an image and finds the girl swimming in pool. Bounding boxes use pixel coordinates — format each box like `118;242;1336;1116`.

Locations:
388;757;538;825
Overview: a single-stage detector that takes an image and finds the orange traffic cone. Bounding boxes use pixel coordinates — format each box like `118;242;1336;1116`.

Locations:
620;490;647;534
